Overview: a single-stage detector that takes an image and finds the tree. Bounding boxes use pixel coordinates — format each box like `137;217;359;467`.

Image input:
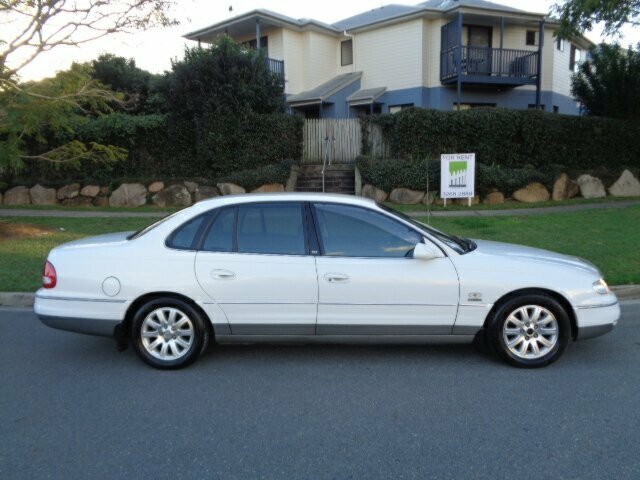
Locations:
0;1;176;172
0;63;127;171
571;43;640;119
90;54;157;113
554;0;640;38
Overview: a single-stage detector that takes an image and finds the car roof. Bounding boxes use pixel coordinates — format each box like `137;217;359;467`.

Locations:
191;192;377;213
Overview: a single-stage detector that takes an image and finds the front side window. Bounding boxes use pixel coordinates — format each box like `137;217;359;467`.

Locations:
237;203;306;255
313;203;423;258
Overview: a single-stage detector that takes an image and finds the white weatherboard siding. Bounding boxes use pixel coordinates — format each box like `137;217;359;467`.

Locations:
552;38;574;98
282;29;305;94
355;19;423;91
302;31;339;91
424;18;444;88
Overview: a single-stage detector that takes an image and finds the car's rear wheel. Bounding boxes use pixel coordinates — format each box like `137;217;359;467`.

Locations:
487;294;570;368
131;298;208;369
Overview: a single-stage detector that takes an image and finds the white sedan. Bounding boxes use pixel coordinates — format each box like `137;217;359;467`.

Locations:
35;193;619;369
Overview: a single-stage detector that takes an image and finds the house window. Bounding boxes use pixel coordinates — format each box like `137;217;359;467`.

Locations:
556;38;565;51
553;106;559;113
453;103;496;110
528;104;546;111
341;40;353;66
389;104;414;114
570;45;582;72
242;36;269;56
526;30;537;46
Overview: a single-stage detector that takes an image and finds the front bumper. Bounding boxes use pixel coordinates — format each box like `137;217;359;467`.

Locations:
574;301;620;340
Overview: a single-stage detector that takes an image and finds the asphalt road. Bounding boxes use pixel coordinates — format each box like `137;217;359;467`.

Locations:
1;304;639;480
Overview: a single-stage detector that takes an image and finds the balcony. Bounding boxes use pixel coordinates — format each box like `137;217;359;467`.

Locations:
440;46;539;87
265;57;285;88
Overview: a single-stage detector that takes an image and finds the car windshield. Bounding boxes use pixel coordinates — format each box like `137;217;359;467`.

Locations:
377;204;476;254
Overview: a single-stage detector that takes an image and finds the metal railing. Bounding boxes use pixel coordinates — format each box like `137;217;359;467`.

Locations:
264;57;285;81
440;46;539;82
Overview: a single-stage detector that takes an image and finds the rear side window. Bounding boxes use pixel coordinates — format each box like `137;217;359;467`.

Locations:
201;208;235;252
166;215;207;250
237;203;306;255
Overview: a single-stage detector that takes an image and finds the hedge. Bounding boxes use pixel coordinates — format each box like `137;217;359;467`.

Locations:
13;112;303;187
219;159;294;190
368;108;640;172
355;157;561;197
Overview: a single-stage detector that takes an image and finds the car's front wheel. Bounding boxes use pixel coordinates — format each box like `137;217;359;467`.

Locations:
131;298;208;369
487;294;570;368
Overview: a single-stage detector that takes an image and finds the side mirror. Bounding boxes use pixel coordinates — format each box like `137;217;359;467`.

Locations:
413;242;444;261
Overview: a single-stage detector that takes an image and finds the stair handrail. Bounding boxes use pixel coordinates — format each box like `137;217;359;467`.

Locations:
321;135;332;193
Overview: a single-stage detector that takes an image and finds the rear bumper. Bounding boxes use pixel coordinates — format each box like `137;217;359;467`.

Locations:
37;314;120;337
574;302;620;341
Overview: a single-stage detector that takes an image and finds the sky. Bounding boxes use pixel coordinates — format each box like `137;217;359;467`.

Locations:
8;0;640;81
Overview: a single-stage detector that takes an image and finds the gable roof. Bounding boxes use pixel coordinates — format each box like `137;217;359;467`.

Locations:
287;72;362;106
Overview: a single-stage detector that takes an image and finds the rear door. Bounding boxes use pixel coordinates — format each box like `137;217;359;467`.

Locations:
195;202;318;335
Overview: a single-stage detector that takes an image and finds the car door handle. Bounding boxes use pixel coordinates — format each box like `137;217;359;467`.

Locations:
211;269;236;280
324;273;349;283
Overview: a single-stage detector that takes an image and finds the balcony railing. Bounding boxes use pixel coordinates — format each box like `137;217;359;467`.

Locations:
440;46;539;86
265;57;285;86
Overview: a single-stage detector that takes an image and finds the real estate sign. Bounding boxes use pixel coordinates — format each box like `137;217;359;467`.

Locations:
440;153;475;199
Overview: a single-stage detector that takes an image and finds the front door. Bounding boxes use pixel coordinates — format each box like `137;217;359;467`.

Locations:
195;202;317;335
311;203;459;335
465;25;493;75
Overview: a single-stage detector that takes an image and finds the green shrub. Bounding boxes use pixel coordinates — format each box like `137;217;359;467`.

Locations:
375;108;640;171
218;159;294;190
357;157;561;196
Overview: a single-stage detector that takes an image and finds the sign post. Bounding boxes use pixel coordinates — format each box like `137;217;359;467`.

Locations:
440;153;475;207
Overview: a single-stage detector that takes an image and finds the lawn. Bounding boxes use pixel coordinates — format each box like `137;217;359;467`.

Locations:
1;205;638;292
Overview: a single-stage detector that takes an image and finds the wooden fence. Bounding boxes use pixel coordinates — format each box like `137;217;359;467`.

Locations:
302;118;389;164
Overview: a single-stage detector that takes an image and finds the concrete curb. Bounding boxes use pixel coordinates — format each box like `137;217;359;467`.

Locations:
2;285;639;308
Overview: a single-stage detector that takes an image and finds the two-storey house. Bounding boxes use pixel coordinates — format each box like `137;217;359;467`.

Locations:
184;0;592;117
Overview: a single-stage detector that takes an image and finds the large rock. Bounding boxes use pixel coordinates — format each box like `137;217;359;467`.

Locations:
251;183;285;193
3;186;31;205
56;183;80;200
389;188;425;205
194;186;220;202
152;184;192;207
217;183;246;195
99;186;110;196
483;191;505;205
29;184;57;205
109;183;147;207
552;174;579;201
80;185;100;198
512;182;550;203
148;181;164;193
577;174;606;199
184;181;199;194
361;184;388;203
609;170;640;197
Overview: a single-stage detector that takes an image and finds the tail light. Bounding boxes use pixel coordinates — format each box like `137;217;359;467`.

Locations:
43;260;57;289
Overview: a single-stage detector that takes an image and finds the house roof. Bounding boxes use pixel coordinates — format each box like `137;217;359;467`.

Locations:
333;4;425;31
347;87;387;105
287;72;362;106
419;0;531;15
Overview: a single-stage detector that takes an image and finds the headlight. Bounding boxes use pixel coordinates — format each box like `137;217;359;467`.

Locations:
593;279;610;295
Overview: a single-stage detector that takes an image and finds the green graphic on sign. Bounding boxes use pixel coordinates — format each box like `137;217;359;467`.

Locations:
449;160;468;187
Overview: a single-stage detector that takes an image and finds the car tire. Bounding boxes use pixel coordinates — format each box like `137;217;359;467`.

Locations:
487;294;570;368
131;297;209;369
